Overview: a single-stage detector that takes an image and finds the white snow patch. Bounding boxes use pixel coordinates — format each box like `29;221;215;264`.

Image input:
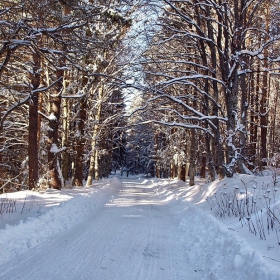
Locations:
109;177;123;188
50;144;66;153
48;113;57;120
0;179;117;265
234;254;244;269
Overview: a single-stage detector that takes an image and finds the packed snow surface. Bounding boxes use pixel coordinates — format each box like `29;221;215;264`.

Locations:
0;174;280;279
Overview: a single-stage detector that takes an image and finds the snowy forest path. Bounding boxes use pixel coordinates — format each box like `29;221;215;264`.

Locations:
0;176;202;280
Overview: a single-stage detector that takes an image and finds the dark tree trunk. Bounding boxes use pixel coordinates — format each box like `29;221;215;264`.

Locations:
205;133;215;181
179;164;186;181
47;69;63;189
28;52;40;190
260;72;269;164
258;2;270;167
189;130;196;186
200;156;206;179
61;98;70;182
270;79;279;155
73;97;87;187
249;70;258;167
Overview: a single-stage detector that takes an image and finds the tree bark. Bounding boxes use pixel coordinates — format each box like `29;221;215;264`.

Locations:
260;2;270;164
189;130;195;186
47;69;63;189
249;70;258;167
28;52;40;190
170;160;175;179
61;98;70;183
94;149;99;181
73;97;87;186
47;1;71;189
155;133;161;178
86;88;102;186
200;156;206;179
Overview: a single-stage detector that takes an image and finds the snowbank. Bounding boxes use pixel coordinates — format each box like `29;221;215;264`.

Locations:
0;178;120;265
170;199;280;280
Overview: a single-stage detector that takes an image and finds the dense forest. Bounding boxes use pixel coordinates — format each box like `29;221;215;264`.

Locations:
1;0;280;192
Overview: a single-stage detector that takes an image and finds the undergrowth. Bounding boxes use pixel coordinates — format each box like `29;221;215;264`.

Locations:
206;178;280;245
0;195;40;220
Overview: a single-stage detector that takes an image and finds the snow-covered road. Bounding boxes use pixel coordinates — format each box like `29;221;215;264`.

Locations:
0;175;280;280
0;177;201;280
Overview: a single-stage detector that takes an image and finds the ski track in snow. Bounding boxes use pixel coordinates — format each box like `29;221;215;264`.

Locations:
0;176;279;280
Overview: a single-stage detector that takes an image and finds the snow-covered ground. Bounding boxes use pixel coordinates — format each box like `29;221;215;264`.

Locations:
0;173;280;279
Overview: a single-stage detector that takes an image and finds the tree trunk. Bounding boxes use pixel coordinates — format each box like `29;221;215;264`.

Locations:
189;130;195;186
200;156;206;179
260;71;269;163
47;2;71;189
170;160;175;179
205;133;216;181
260;3;270;164
73;97;87;187
270;79;279;155
236;48;248;173
61;98;70;183
28;52;40;190
94;149;99;181
37;92;42;147
47;69;63;189
86;91;101;186
179;164;186;182
249;70;258;167
155;133;160;178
